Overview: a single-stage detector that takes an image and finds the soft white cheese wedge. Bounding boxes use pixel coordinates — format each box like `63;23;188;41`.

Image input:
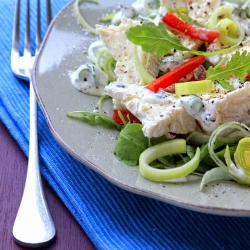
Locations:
96;18;159;85
105;82;198;138
196;82;250;133
105;81;250;138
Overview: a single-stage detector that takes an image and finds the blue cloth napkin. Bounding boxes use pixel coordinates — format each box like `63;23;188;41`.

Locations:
1;1;250;249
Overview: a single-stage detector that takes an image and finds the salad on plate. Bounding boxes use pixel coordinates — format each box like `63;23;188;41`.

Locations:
68;0;250;191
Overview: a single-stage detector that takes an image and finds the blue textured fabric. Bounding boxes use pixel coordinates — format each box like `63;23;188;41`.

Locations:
1;1;250;249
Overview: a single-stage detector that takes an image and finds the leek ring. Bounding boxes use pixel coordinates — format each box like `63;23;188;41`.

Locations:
139;139;200;182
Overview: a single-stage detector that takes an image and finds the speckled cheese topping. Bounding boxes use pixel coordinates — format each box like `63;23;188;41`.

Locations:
105;81;250;138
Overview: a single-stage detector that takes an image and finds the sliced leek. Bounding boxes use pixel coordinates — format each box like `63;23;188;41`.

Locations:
234;138;250;176
88;40;105;62
175;80;213;96
207;121;250;184
139;139;200;182
74;0;99;35
87;41;116;82
100;12;117;22
133;46;155;85
200;166;232;191
208;5;245;46
96;47;109;68
224;138;250;184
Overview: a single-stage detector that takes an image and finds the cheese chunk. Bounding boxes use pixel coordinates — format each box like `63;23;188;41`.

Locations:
105;82;197;138
96;18;159;85
105;81;250;137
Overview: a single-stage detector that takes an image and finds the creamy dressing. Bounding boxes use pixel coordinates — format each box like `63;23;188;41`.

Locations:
112;7;137;25
140;87;219;132
111;0;157;25
176;95;219;132
176;95;203;117
159;53;183;72
142;88;177;105
70;63;108;96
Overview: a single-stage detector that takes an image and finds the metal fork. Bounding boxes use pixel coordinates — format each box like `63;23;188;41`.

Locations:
11;0;56;247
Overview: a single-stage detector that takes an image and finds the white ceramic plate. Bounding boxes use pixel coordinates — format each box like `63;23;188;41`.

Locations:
33;0;250;216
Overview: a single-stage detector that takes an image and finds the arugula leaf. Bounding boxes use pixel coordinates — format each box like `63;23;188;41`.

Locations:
127;22;191;57
206;51;250;90
67;111;122;130
114;123;148;166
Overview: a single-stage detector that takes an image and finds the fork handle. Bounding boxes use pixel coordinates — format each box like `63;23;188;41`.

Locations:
12;82;56;248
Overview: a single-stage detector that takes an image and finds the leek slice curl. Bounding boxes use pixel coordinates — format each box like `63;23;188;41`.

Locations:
200;166;232;191
88;40;104;62
74;0;99;35
208;5;245;46
224;138;250;184
88;40;116;82
139;139;200;182
207;121;250;185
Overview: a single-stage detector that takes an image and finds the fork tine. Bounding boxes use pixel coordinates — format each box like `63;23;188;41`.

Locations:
35;0;41;54
11;0;20;70
35;0;51;55
24;0;31;58
46;0;52;26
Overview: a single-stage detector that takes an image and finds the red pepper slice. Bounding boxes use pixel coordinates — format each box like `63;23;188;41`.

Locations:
246;72;250;81
146;55;206;92
162;12;220;43
113;110;141;125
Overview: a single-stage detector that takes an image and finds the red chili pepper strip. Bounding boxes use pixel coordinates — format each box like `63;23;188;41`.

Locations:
162;12;220;43
246;72;250;81
113;110;141;125
146;55;206;92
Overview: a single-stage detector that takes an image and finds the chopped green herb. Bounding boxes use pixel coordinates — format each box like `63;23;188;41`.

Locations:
206;51;250;90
